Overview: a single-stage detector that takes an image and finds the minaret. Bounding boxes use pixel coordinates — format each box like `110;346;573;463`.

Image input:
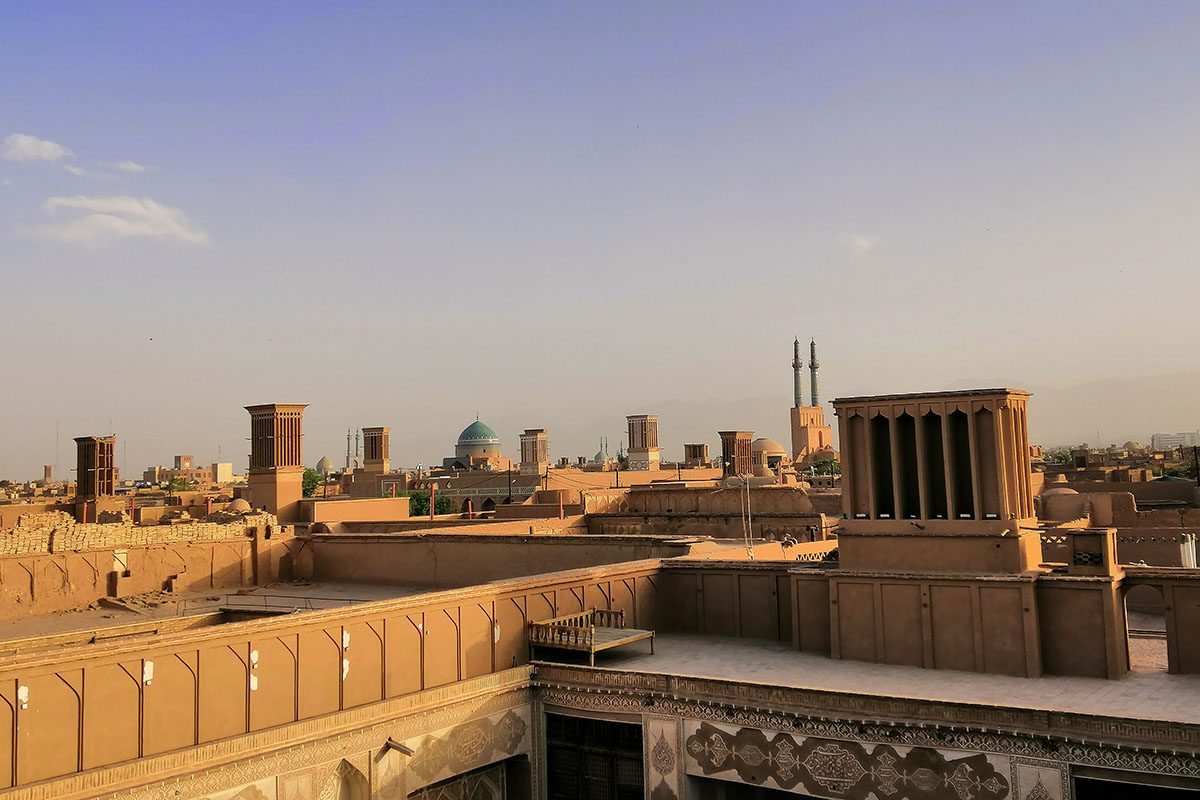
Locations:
791;337;804;406
809;339;820;406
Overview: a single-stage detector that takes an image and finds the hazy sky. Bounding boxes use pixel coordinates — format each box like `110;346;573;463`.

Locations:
3;2;1199;480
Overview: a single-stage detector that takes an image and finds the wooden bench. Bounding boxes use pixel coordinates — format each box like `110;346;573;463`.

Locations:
528;608;655;666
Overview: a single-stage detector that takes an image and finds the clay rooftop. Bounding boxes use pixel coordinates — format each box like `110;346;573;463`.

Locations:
547;632;1200;727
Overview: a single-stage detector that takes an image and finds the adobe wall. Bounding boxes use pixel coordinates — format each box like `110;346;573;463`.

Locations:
0;500;74;529
587;513;832;542
625;485;817;516
657;562;795;642
299;496;411;523
0;558;659;793
297;532;694;587
1043;529;1193;568
1036;577;1128;678
492;502;583;519
0;512;296;620
580;488;630;514
322;515;590;537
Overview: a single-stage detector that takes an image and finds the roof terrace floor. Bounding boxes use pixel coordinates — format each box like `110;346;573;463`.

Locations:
586;633;1200;725
0;581;436;652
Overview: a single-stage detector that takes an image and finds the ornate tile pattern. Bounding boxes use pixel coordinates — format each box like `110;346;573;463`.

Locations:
683;720;1011;800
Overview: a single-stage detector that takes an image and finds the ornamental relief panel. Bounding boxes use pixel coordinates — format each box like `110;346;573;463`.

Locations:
401;705;531;794
645;715;684;800
683;720;1011;800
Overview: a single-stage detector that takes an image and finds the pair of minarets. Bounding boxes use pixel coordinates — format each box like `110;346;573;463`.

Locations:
792;338;821;407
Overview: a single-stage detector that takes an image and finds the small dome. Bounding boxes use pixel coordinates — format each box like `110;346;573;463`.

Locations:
457;420;500;446
228;498;252;513
315;456;335;472
751;437;787;457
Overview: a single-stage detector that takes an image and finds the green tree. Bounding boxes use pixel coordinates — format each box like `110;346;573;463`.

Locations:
1163;461;1198;480
810;458;841;476
166;475;190;494
302;468;322;498
405;490;455;516
1045;450;1072;465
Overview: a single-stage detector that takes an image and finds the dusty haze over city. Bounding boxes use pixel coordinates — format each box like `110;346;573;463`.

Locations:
3;2;1199;479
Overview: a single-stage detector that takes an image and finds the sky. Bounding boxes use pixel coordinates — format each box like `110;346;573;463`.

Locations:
2;2;1199;480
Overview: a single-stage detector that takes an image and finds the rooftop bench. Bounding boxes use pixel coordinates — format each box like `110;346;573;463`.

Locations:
528;608;655;666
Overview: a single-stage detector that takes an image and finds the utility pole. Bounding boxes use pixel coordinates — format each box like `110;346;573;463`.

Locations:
1193;445;1199;488
507;468;512;503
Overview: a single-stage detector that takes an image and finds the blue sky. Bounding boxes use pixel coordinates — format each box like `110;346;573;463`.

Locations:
2;2;1199;478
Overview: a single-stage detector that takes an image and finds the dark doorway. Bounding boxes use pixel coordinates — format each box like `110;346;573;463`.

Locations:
687;776;803;798
1075;776;1200;798
546;713;643;800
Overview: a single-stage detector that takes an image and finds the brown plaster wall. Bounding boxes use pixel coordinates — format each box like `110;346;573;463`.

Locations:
0;559;658;791
626;486;817;516
300;533;691;587
588;513;830;542
300;496;411;523
657;564;794;642
1036;578;1127;678
837;530;1041;574
819;574;1040;677
0;514;295;620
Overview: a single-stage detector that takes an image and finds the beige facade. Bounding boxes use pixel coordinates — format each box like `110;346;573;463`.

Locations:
626;414;660;470
718;430;752;476
245;403;308;523
519;429;548;476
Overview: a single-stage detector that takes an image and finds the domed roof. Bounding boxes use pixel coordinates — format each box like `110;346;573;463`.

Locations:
751;437;787;456
315;456;335;472
458;420;500;446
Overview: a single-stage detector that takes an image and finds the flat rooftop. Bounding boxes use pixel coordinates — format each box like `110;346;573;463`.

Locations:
584;633;1200;725
0;581;437;655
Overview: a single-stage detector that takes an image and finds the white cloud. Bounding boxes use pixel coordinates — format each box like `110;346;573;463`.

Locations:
34;195;210;246
1;179;12;187
3;133;73;162
64;164;113;179
105;160;149;172
841;233;880;255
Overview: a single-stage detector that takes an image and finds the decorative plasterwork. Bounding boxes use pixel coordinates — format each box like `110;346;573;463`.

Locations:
644;715;684;800
684;720;1010;799
402;706;531;793
534;681;1200;781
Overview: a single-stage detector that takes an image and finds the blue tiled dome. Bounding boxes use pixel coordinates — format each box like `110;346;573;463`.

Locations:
457;420;500;446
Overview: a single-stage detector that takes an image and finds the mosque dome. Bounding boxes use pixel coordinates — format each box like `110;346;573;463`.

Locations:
751;438;788;457
315;456;335;473
457;420;500;447
1041;473;1078;498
